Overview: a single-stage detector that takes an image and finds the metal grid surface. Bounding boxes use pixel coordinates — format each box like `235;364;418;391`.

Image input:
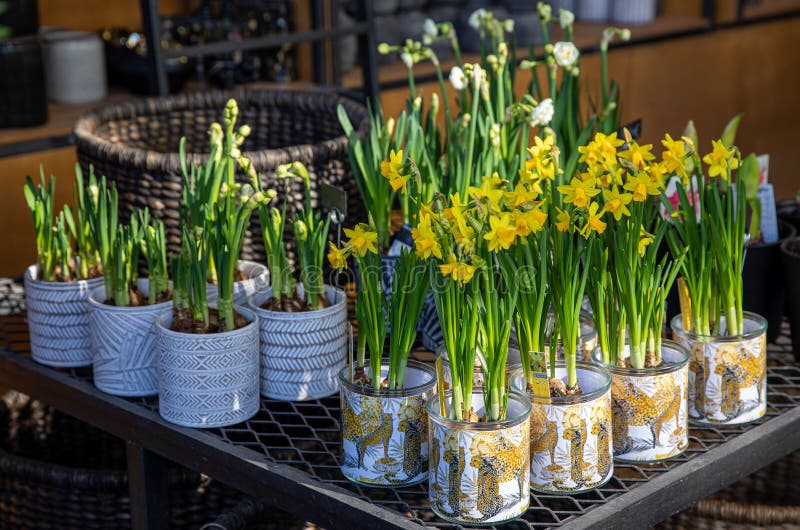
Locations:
1;279;799;529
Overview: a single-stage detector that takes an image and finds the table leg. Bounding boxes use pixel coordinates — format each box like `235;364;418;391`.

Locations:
126;441;170;530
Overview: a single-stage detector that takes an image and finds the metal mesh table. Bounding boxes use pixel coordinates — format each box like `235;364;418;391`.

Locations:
1;279;799;529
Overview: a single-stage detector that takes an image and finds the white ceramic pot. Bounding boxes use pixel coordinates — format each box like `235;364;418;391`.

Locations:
339;361;436;487
427;390;531;525
249;284;347;401
593;340;690;462
206;260;269;307
88;279;171;397
612;0;657;25
24;264;103;367
511;361;613;494
155;307;260;428
671;312;767;426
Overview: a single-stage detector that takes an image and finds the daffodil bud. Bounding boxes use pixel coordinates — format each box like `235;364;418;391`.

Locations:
239;124;251;138
294;219;308;242
265;189;278;200
537;2;552;20
386;117;396;137
240;183;254;200
276;163;291;179
559;9;575;28
400;52;413;68
270;207;281;228
430;92;439;115
224;99;238;128
423;18;437;38
230;147;241;159
519;59;536;70
621;28;631;41
544;43;554;55
413;96;422;112
378;42;391;55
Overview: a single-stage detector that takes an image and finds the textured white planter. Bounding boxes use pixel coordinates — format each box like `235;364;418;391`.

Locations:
339;362;436;487
206;260;269;307
427;391;531;525
612;0;657;25
577;0;611;22
24;264;103;367
593;341;689;462
511;362;613;494
672;312;767;426
249;284;347;401
155;307;260;428
88;279;171;397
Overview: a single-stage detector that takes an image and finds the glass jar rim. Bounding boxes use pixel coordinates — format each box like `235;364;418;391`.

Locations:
591;339;689;376
426;389;532;430
509;360;611;405
337;359;436;397
670;311;767;342
436;346;523;369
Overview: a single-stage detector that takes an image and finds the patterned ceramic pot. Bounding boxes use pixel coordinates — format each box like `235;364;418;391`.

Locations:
671;312;767;426
577;0;611;22
88;279;171;397
206;260;269;307
249;284;347;401
155;307;260;428
592;341;689;462
24;264;104;367
511;361;613;494
427;390;531;525
338;361;436;487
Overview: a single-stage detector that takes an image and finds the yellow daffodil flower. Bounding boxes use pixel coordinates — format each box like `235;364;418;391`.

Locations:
557;176;600;208
624;172;661;202
527;134;556;161
647;162;667;189
443;193;469;222
580;202;607;238
638;228;654;257
452;221;476;254
619;141;656;169
380;149;408;192
601;187;633;221
439;253;475;285
483;213;517;251
468;173;506;210
555;207;571;232
343;224;379;257
513;206;547;237
702;139;739;179
411;213;443;260
504;181;538;209
327;242;349;271
661;134;687;176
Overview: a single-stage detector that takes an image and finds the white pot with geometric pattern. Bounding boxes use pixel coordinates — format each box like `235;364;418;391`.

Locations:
88;279;171;397
511;362;613;494
671;312;768;426
155;307;260;428
24;264;104;367
338;361;437;487
207;260;269;307
249;284;347;401
427;390;531;525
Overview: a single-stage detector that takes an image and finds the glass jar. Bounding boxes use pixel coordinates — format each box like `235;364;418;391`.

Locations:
427;390;531;525
510;361;613;494
338;360;436;487
592;340;689;462
671;312;768;426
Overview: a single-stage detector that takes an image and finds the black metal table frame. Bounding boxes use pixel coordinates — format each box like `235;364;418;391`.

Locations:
1;342;799;530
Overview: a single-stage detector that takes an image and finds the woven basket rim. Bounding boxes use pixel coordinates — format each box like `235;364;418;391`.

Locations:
73;88;369;174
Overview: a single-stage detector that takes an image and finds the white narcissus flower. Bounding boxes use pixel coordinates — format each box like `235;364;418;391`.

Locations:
449;66;466;91
469;8;486;30
471;64;484;88
553;41;579;67
503;19;515;32
400;52;413;68
530;98;554;127
559;9;575;28
423;18;438;38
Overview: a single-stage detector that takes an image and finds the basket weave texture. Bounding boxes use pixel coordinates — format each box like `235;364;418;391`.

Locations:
74;89;369;264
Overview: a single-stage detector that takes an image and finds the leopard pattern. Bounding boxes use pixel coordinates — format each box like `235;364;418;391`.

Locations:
562;416;588;488
398;417;424;478
443;445;466;515
471;455;503;521
355;413;393;468
611;376;679;450
591;418;611;479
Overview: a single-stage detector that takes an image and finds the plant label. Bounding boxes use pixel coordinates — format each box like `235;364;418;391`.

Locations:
528;351;551;404
759;183;779;244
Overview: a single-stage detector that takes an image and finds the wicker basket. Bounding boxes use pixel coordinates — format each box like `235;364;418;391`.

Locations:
658;451;800;529
0;391;243;529
73;89;369;263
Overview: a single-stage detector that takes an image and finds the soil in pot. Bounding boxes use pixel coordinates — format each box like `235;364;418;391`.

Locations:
170;308;247;334
259;291;330;312
101;288;170;307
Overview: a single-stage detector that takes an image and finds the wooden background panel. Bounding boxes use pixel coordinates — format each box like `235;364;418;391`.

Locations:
2;148;78;278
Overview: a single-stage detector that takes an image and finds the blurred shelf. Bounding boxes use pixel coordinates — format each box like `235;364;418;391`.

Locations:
740;0;800;19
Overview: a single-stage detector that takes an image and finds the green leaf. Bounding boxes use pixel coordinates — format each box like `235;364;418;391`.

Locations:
720;114;742;148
